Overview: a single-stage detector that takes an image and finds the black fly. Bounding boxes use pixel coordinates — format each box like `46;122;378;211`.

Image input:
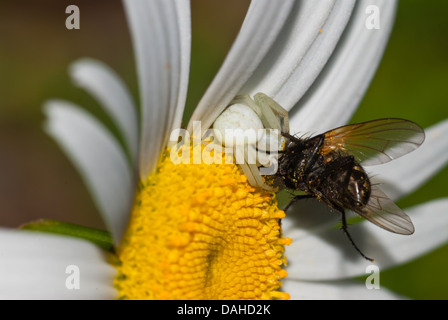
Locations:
276;118;425;261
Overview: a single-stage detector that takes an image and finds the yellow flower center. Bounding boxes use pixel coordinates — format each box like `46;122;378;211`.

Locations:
114;144;291;300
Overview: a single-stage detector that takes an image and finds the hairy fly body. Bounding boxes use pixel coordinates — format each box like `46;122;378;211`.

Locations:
276;119;425;261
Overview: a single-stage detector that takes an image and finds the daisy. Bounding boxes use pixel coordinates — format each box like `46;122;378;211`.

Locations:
1;0;448;300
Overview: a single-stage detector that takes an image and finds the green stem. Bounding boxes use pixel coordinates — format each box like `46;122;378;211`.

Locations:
20;219;115;253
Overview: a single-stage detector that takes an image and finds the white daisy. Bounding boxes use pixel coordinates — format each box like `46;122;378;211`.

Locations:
1;0;447;300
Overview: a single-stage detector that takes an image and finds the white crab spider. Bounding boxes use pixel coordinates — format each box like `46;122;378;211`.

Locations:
213;93;289;190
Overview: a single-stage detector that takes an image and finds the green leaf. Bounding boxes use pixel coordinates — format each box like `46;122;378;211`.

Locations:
20;219;115;253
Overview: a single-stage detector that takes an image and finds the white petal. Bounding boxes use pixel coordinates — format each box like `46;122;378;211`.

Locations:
285;198;448;281
187;0;295;134
369;119;448;200
289;0;398;134
283;279;404;300
242;0;356;111
44;101;134;247
0;229;117;300
69;58;139;161
123;0;190;180
171;0;191;133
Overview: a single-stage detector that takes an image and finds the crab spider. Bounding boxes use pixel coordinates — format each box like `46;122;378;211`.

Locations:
213;93;289;190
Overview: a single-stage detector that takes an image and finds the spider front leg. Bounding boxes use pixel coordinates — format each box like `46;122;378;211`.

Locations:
253;92;289;135
231;93;289;154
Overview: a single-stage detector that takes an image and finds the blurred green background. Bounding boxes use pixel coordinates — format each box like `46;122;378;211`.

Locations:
0;0;447;299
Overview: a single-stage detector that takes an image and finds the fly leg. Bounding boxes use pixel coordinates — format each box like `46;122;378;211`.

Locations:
339;207;374;262
284;191;374;261
284;194;315;213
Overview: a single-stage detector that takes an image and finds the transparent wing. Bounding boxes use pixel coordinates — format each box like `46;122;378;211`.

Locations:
321;118;425;166
355;185;415;235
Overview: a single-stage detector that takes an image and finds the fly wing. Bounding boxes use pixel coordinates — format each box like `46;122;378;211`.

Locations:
355;185;415;235
321;118;425;166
